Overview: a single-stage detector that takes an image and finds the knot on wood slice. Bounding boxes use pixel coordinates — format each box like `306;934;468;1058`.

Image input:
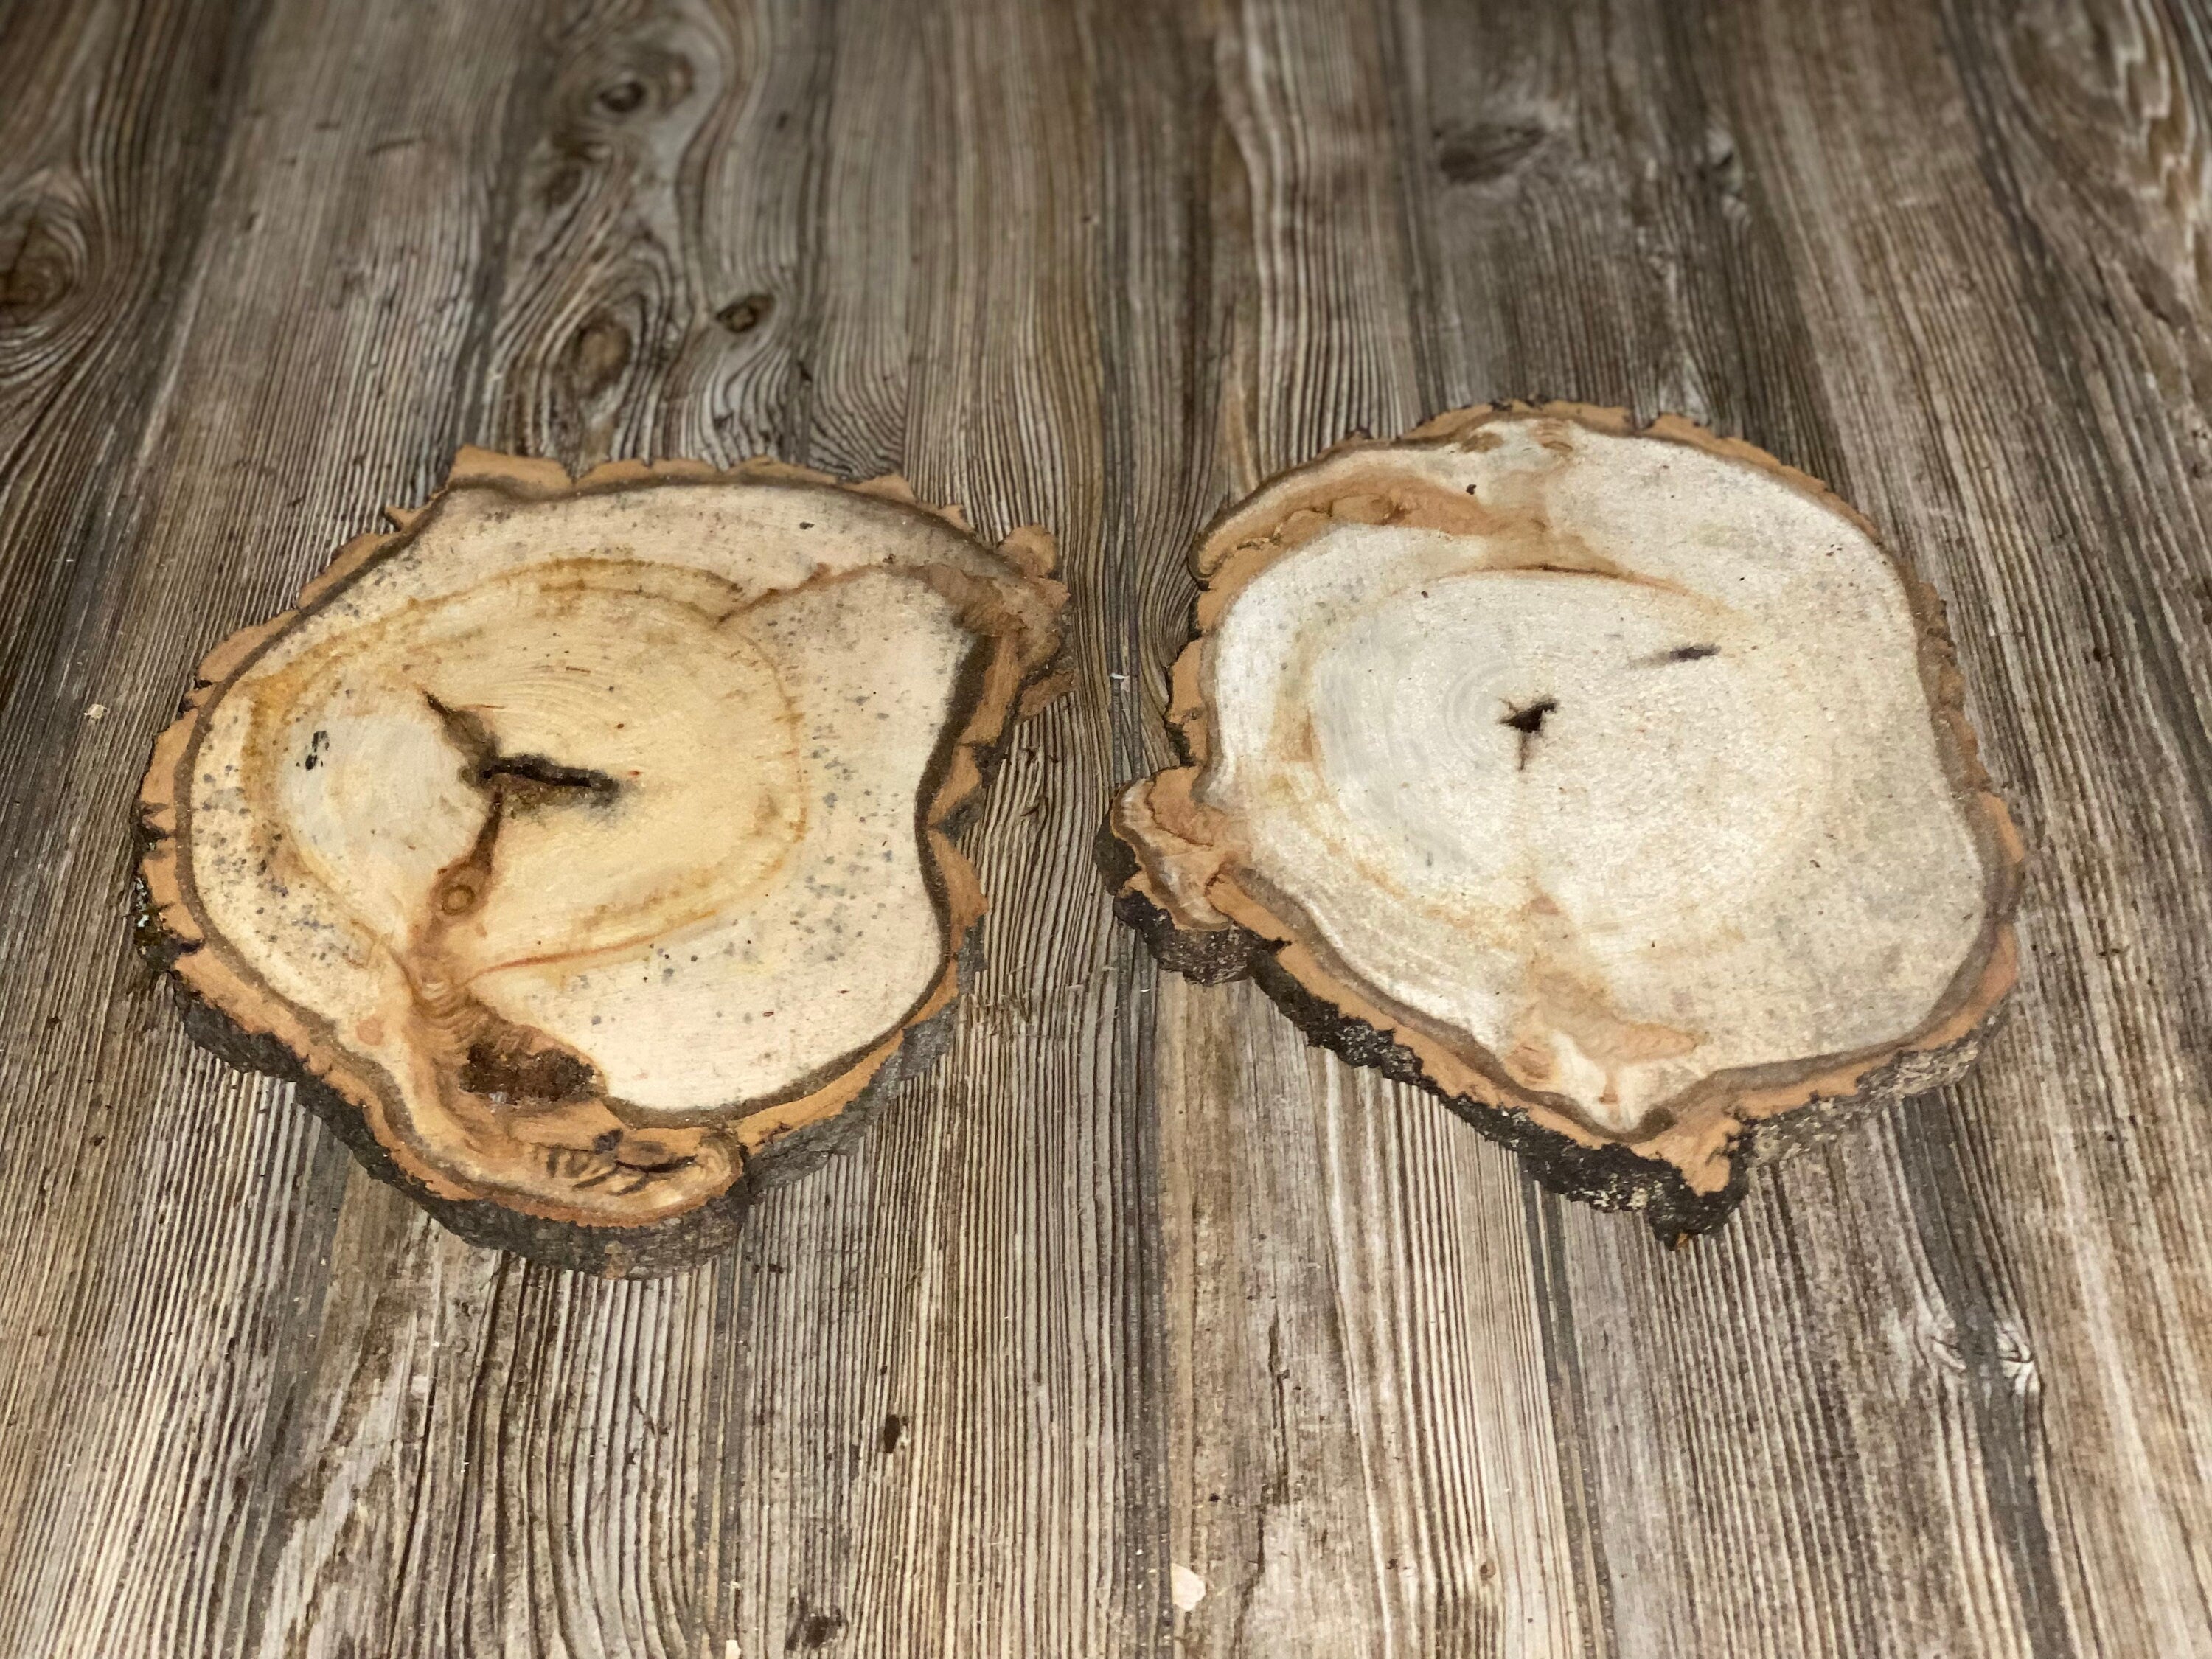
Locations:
1104;403;2024;1237
138;449;1066;1276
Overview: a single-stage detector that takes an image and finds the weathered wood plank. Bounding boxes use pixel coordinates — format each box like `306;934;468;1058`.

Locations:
0;0;554;1651
0;0;260;712
1155;7;1598;1658
1404;4;2094;1655
1714;0;2212;1649
730;0;1166;1646
167;1;1183;1654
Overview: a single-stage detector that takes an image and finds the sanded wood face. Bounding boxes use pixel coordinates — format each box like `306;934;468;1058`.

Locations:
1110;406;2022;1217
139;453;1064;1253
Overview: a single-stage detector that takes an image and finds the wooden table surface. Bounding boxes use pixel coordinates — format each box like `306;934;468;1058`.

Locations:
3;0;2208;1653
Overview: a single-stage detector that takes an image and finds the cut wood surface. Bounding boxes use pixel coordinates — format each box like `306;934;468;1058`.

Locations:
137;448;1063;1273
1109;403;2023;1232
2;0;2209;1655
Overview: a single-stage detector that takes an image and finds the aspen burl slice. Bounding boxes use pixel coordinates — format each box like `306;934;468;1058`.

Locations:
1104;403;2024;1237
139;449;1065;1276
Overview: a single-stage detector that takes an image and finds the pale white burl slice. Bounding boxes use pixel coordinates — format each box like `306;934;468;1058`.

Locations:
141;451;1065;1275
1106;404;2022;1234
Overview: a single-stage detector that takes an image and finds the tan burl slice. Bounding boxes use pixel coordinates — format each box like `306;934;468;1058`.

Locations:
140;449;1065;1276
1104;403;2023;1237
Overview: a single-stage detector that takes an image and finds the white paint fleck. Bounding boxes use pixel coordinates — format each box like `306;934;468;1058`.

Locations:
1171;1564;1206;1611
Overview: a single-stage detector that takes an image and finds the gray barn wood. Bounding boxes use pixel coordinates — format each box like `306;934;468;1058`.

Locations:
1;0;2207;1654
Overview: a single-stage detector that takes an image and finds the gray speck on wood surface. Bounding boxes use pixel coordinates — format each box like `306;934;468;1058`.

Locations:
0;0;2206;1654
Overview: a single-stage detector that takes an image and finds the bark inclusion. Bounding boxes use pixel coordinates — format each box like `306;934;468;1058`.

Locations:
1499;695;1557;768
415;695;621;1121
